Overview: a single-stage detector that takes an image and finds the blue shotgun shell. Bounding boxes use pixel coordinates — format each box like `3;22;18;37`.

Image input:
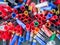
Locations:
10;35;19;45
12;13;16;18
26;31;30;41
20;36;26;42
16;19;26;29
0;0;4;2
57;34;60;40
14;4;23;9
34;36;46;45
42;6;52;11
18;36;22;45
49;2;57;9
14;0;27;9
32;40;37;45
39;31;49;42
36;33;45;41
46;13;53;20
29;32;33;42
23;0;27;3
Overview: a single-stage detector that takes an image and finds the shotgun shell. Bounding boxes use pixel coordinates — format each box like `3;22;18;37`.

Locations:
26;0;31;5
32;39;37;45
12;13;16;18
10;34;19;45
18;36;22;45
34;35;46;45
24;11;28;16
20;6;25;12
26;31;30;41
16;19;26;29
29;31;34;42
42;25;52;37
49;32;56;41
36;33;45;41
56;34;60;40
26;24;31;41
28;6;32;11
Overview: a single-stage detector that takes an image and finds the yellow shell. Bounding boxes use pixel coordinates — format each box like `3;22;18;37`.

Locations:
51;9;56;13
24;11;28;16
29;6;32;11
56;11;59;15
